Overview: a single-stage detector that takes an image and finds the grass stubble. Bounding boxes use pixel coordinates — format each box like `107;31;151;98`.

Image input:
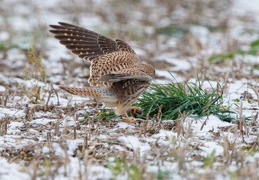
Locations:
0;44;257;180
0;0;259;179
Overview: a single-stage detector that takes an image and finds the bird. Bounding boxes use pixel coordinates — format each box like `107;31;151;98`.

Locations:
49;22;155;123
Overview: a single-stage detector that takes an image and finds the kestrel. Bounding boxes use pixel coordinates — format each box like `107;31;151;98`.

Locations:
49;22;155;123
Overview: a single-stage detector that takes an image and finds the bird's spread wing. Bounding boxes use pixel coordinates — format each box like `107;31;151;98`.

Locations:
49;22;135;61
115;39;135;53
88;51;139;86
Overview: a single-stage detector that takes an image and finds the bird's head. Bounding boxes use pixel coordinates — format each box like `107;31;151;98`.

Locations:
138;64;155;78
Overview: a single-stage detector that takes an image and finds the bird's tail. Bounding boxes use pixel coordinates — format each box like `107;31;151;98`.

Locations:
60;86;104;98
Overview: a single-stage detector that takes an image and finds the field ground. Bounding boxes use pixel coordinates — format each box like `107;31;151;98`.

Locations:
0;0;259;179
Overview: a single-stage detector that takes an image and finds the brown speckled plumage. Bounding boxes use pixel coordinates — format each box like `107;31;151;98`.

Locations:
50;22;155;117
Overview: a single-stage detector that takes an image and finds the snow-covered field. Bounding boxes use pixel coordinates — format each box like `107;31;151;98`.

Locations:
0;0;259;179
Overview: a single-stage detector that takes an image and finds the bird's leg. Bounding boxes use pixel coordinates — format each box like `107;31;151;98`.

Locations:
123;112;136;124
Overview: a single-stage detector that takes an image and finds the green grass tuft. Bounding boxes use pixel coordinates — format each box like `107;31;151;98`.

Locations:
136;77;235;122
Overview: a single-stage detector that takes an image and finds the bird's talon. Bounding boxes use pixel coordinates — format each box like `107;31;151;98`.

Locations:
123;117;136;124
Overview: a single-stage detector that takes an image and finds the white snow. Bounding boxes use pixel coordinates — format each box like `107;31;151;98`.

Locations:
118;136;151;156
0;0;259;179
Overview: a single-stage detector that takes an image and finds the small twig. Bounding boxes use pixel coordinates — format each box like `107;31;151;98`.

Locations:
250;85;259;106
74;126;77;139
51;84;60;105
47;132;52;143
0;115;9;135
156;105;163;122
238;101;246;143
4;93;9;107
83;134;89;152
35;86;41;103
54;119;60;135
200;116;208;131
25;104;30;121
44;87;52;111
